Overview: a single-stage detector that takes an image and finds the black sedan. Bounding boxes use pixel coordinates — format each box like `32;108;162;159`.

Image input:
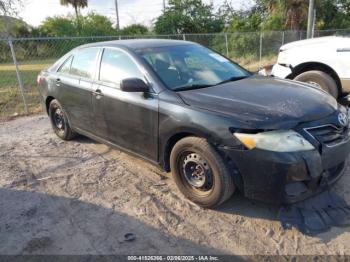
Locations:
37;39;350;208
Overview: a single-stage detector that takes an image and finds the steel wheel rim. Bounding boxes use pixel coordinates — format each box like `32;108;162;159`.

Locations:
307;81;322;89
179;151;214;193
53;108;65;130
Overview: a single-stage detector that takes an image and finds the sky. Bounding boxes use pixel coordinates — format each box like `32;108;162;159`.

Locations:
19;0;254;28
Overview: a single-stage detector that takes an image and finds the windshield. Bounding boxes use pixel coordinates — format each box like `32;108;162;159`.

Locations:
136;44;251;91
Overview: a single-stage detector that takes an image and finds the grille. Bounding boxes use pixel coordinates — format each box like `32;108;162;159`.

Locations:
304;125;349;147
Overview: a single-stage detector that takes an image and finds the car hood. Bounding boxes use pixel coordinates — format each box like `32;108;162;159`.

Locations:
280;36;350;51
178;76;338;129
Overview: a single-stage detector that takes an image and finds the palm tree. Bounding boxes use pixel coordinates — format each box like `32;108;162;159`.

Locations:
285;0;308;31
60;0;88;20
60;0;88;34
261;0;309;31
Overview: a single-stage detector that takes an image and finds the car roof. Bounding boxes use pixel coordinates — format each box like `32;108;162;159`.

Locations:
77;39;195;51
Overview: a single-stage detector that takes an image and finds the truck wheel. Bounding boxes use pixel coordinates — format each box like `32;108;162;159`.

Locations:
170;137;235;208
294;70;338;98
49;99;76;141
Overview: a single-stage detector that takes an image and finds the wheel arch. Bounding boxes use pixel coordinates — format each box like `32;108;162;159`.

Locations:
162;130;207;172
45;96;55;115
288;62;342;94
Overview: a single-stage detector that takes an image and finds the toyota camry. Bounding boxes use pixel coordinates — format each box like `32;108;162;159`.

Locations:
37;39;350;208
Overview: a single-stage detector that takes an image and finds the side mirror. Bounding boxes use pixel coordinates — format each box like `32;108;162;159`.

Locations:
120;78;149;92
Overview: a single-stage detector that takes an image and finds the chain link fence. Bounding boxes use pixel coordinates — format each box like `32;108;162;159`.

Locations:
0;29;349;120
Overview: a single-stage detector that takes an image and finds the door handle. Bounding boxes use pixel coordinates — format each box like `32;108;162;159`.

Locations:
55;78;61;86
92;89;104;98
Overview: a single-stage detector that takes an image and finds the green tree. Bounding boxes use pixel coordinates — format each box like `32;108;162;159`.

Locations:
154;0;224;34
0;16;31;37
316;0;350;29
252;0;350;31
254;0;308;31
39;13;116;37
60;0;87;20
39;16;76;36
80;13;116;36
120;24;149;35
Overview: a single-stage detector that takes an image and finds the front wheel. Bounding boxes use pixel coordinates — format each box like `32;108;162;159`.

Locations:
170;137;235;208
294;70;338;98
49;99;77;141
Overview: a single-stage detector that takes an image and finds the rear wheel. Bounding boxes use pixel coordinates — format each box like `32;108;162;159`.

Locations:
49;99;76;140
170;137;235;208
294;70;338;98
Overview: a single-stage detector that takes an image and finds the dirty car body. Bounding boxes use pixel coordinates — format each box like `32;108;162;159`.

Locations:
37;39;350;205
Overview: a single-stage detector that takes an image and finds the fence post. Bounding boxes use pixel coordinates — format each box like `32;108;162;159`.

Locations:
183;34;186;41
282;31;285;45
8;37;28;115
259;32;263;70
225;33;229;57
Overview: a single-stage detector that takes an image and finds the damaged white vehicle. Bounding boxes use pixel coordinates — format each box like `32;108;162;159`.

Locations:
272;36;350;98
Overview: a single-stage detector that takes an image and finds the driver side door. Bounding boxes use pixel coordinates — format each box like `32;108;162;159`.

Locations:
92;47;159;161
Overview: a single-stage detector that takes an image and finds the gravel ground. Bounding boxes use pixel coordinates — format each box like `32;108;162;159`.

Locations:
1;114;350;255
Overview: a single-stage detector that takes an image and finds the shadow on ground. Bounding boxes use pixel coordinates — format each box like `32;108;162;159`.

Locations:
69;135;350;237
0;187;226;255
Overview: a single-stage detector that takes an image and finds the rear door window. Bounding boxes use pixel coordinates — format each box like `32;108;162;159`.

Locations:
70;48;99;79
58;56;73;74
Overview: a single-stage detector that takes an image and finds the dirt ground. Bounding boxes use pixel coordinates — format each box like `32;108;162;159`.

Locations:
1;114;350;256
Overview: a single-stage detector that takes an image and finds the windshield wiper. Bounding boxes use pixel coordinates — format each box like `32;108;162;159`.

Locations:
173;84;214;92
215;75;249;86
173;76;249;92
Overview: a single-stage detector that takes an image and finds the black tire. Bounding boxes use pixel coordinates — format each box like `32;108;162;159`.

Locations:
49;99;76;141
170;137;235;208
294;70;338;98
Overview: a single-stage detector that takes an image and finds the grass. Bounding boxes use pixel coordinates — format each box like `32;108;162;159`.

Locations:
0;60;54;121
234;55;278;72
0;56;275;121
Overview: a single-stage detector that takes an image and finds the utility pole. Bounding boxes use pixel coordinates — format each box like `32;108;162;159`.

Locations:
115;0;120;30
312;9;316;38
307;0;315;39
163;0;166;12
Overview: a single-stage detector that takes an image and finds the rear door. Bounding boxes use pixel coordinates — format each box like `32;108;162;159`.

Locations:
92;47;158;161
56;47;100;132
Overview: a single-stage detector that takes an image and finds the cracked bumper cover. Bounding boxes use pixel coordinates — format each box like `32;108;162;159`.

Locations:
271;63;292;78
220;139;350;204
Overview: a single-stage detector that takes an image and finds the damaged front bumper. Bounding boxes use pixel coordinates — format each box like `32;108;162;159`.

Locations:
270;63;292;78
220;138;350;204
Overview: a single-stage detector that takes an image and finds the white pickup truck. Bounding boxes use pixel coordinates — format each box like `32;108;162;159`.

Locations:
272;36;350;98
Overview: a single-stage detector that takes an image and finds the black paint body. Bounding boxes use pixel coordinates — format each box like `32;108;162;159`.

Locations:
38;40;350;204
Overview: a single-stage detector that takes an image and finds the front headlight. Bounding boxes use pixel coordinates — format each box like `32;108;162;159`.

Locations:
234;130;314;152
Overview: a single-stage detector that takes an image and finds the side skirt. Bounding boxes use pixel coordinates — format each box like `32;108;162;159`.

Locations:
73;126;163;171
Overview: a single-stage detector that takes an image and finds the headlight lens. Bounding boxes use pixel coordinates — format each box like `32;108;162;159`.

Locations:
234;130;314;152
